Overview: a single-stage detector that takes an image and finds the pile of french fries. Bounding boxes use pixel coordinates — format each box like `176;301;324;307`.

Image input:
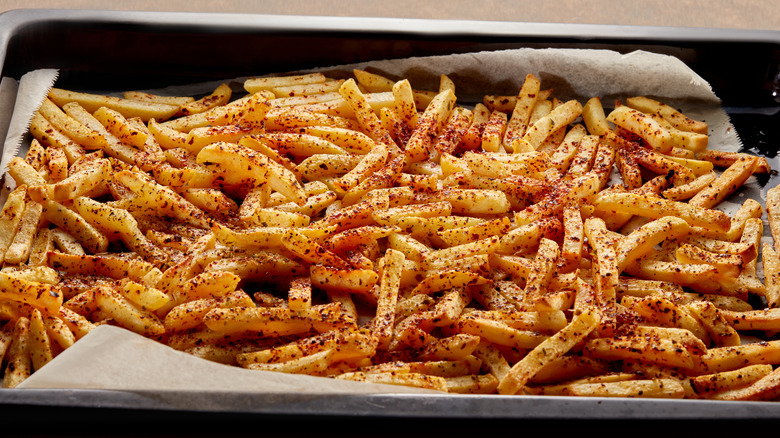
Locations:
2;64;780;401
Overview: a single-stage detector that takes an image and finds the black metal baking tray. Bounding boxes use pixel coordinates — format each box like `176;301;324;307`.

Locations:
2;8;780;434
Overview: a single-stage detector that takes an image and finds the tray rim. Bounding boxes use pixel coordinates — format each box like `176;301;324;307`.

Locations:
4;387;780;420
2;8;780;80
1;7;780;420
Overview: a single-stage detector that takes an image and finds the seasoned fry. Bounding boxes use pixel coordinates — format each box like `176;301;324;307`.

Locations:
522;100;583;150
688;156;758;209
606;105;673;154
592;191;730;232
625;96;708;134
502;74;540;148
497;307;601;394
49;88;179;122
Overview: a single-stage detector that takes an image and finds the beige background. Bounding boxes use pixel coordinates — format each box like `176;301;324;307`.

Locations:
1;0;779;31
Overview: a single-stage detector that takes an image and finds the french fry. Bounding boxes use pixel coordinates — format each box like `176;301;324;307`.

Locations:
420;235;500;270
410;270;488;296
684;300;741;348
702;340;780;373
582;97;610;136
310;265;379;295
592;191;730;232
204;252;306;282
203;302;355;336
480;110;507;153
73;196;168;265
113;169;212;229
559;207;583;272
28;157;111;203
529;99;553;126
417;335;481;362
29;112;86;164
47;252;162;286
497;307;601;394
124;91;195;106
662;171;718;201
243;349;338;376
177;83;232;117
565;378;686;398
341;155;404;206
455;314;548;351
95;284;165;337
371;249;405;350
338;79;398;152
432;107;472;156
336;371;447;391
164;290;254;332
271;79;345;98
405;89;456;161
445;374;499;394
2;317;31;388
499;217;562;255
606;105;674;154
550;124;588;173
627;145;695;185
621;295;709;344
28;308;54;371
583;217;618;305
514;174;600;226
3;200;42;265
523;238;560;309
37;97;109;149
763;244;780;308
281;229;351;269
688;156;758;209
584;332;700;371
292;126;376;154
697;149;770;174
58;307;97;339
675;243;744;277
392;79;419;132
93;106;148;148
0;185;28;260
565;135;599;179
25;228;55;267
8;157;46;188
49;87;179;122
42;313;77;350
689;364;772;397
615;216;690;272
503;74;540;147
522;100;583;150
245;73;327;94
625;96;708;134
711;367;780;401
0;271;63;315
334;142;388;192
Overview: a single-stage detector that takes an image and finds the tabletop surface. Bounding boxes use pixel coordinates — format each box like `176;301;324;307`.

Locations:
1;0;779;32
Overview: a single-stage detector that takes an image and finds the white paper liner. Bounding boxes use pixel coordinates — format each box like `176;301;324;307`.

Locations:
18;325;433;394
0;69;58;182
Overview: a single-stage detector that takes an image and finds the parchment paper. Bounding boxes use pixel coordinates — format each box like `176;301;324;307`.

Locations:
18;325;433;394
0;69;58;180
0;48;756;394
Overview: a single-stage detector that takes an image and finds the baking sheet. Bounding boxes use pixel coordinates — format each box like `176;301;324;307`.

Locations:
2;10;780;423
